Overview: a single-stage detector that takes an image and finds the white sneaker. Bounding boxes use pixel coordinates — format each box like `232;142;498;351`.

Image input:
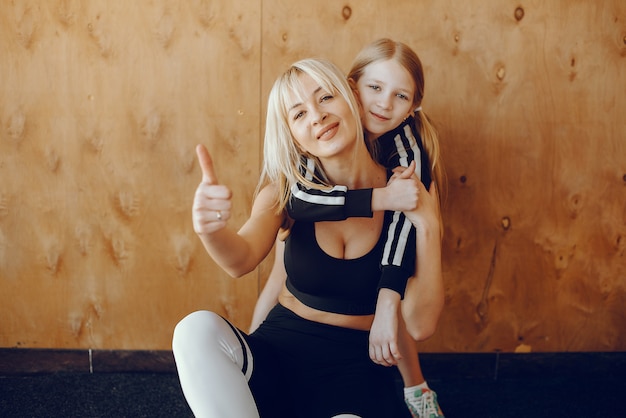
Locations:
405;388;444;418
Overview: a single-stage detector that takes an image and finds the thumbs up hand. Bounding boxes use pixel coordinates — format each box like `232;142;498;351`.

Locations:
192;144;232;234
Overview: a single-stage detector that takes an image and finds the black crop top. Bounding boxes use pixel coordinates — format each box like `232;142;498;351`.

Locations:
284;219;389;315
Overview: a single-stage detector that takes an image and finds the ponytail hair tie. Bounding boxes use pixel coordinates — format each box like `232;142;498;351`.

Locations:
415;106;422;112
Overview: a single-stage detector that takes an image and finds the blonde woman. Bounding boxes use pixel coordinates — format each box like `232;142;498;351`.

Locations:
252;39;446;417
173;58;443;417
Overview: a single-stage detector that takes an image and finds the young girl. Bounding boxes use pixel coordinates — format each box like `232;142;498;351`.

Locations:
251;39;445;418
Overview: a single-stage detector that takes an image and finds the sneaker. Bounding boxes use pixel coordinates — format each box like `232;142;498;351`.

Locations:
405;388;444;418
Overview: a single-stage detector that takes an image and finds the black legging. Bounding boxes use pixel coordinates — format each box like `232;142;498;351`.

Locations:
247;304;408;418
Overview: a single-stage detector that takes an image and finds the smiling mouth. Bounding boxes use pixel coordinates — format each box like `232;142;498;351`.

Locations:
317;123;339;140
370;111;389;122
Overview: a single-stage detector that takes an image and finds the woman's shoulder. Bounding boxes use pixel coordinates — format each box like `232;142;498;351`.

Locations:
247;182;287;244
254;182;281;210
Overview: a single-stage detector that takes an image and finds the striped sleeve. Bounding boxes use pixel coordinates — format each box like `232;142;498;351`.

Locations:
287;158;373;221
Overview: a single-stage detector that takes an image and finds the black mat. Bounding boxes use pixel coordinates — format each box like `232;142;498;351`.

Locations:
1;371;624;417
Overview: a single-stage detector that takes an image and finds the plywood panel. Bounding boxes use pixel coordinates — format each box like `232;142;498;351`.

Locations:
416;1;626;353
0;0;262;349
0;0;624;352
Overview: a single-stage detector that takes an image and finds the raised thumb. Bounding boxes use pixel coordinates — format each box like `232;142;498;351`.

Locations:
398;160;416;179
196;144;218;184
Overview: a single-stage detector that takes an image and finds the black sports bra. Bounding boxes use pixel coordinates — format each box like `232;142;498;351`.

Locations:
284;220;387;315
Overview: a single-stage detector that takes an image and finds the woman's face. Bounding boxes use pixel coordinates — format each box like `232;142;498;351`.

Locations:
352;59;415;140
287;73;358;160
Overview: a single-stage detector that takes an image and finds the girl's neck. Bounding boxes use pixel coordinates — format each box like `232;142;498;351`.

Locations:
365;131;380;143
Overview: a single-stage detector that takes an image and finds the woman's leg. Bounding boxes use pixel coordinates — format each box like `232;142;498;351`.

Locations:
172;310;259;418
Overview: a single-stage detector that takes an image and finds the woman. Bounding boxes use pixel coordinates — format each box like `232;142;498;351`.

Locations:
173;58;443;417
252;39;446;417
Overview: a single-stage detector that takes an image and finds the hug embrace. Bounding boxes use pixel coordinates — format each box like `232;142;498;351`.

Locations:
173;39;445;418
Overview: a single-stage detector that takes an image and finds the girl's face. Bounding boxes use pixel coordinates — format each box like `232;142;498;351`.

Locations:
352;59;415;140
287;73;358;160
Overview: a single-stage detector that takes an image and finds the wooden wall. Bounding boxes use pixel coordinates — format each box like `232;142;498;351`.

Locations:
0;0;624;352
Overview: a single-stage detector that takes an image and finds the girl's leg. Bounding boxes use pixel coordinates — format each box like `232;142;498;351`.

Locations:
396;321;425;386
172;310;259;418
397;314;444;418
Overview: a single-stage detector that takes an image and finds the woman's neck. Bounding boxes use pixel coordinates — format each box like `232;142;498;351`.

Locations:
321;152;386;189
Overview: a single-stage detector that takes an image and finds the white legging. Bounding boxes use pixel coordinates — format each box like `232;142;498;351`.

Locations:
172;310;363;418
172;310;258;418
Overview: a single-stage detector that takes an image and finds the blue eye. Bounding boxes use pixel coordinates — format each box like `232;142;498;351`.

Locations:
368;84;381;91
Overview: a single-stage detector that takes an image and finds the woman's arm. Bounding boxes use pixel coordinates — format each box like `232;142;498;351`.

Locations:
193;144;283;278
401;181;445;341
249;238;286;333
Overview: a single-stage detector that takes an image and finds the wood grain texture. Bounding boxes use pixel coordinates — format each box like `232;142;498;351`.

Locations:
0;0;262;349
0;0;624;352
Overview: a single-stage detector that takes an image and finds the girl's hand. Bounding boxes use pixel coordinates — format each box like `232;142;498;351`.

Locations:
192;144;233;235
372;161;420;212
404;179;441;234
389;160;417;182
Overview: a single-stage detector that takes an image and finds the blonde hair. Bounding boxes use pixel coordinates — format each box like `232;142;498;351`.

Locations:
348;38;446;206
258;58;365;214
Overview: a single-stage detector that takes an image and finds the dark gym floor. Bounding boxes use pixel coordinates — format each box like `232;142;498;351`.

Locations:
1;351;624;417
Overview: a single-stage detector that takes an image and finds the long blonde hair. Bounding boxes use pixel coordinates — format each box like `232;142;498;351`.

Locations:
258;58;365;214
348;38;445;202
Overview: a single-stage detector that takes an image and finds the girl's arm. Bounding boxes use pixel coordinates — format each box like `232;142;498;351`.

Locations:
249;238;286;333
193;144;283;278
289;159;418;222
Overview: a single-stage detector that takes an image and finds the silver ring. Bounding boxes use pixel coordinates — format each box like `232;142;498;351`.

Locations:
216;210;222;221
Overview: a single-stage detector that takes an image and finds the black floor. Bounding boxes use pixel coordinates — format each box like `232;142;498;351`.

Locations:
1;371;624;417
